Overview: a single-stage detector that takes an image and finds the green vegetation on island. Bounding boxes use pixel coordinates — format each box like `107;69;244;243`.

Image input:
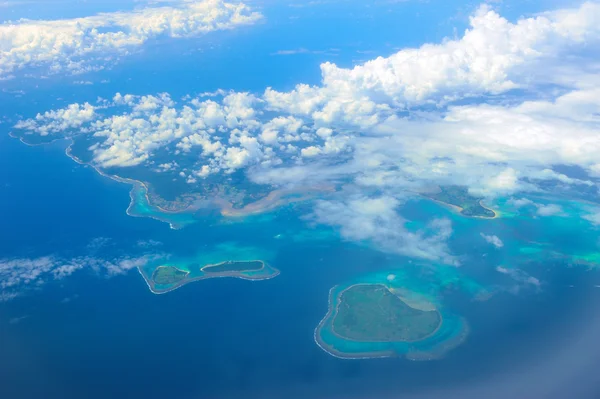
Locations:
426;186;496;218
152;266;189;285
332;284;442;342
137;243;280;294
201;260;264;273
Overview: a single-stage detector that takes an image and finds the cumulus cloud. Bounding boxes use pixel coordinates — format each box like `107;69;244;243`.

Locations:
14;3;600;185
265;2;600;121
11;2;600;261
14;103;97;136
0;0;263;78
481;233;504;248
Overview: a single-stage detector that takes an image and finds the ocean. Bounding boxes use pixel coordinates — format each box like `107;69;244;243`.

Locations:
2;1;600;397
2;132;600;399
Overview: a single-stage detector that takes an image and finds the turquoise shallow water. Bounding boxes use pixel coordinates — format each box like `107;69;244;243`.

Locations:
58;153;600;367
0;107;600;399
139;242;280;293
3;135;600;399
3;0;600;396
315;268;470;360
127;181;199;230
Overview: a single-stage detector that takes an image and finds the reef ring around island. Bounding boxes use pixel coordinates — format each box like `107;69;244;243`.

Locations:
314;276;469;360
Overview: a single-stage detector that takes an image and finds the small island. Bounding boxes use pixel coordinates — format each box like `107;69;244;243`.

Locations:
332;284;442;342
201;260;265;273
315;280;469;360
424;186;496;218
152;265;189;285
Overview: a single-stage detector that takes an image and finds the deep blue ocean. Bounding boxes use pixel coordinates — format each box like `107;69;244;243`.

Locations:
2;130;600;399
3;1;600;397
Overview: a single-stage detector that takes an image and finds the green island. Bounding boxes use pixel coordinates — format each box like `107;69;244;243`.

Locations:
128;177;336;225
151;266;189;285
201;260;264;273
425;185;496;218
139;251;280;294
332;284;442;342
315;273;471;360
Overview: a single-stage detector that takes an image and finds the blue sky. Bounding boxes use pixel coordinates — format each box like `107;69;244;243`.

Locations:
0;0;587;103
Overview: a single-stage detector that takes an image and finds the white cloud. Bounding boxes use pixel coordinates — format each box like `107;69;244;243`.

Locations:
0;256;57;289
508;197;535;208
260;116;305;144
15;103;96;137
583;211;600;226
530;169;594;187
474;168;521;196
136;239;163;248
264;2;600;125
536;204;564;217
0;254;155;300
101;257;151;276
496;266;541;288
506;198;567;217
16;2;600;182
312;196;457;264
481;233;504;248
157;162;179;172
0;0;263;78
0;292;19;303
301;146;322;157
17;3;600;182
11;2;600;260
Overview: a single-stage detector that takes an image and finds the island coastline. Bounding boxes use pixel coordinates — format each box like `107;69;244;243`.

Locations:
315;281;468;360
137;260;280;295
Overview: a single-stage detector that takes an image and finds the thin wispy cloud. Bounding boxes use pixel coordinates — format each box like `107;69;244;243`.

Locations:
0;253;159;301
271;48;339;56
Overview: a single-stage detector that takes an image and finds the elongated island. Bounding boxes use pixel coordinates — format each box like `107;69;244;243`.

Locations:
140;259;279;294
